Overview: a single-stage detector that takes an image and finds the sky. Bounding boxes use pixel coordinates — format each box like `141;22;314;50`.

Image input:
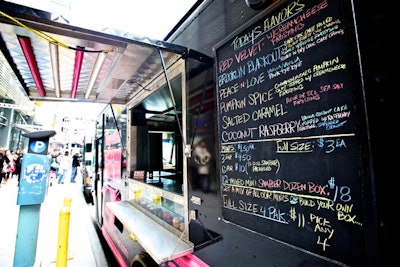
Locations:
6;0;197;40
68;0;196;40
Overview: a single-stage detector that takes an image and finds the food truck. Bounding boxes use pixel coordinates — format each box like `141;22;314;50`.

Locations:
82;1;387;266
0;0;388;266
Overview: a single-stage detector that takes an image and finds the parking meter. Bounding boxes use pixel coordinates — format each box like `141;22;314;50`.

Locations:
14;130;56;267
16;130;55;204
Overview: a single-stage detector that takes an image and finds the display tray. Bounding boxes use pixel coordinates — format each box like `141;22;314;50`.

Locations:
106;200;194;264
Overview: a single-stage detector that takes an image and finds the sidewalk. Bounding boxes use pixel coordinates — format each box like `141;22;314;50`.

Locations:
0;171;108;267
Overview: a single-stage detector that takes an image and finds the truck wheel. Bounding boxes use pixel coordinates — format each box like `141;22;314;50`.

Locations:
132;251;157;267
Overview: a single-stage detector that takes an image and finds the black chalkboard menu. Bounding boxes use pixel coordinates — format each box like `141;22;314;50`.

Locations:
214;0;372;266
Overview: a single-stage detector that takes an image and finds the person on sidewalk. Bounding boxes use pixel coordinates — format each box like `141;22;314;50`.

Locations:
57;151;71;184
3;150;15;184
70;152;80;183
0;150;6;187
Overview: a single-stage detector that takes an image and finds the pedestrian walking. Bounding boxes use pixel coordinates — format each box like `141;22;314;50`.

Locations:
57;151;71;184
14;150;23;185
3;150;15;184
70;152;80;183
0;150;6;187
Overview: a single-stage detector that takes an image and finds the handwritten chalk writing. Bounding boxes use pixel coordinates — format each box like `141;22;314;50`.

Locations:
258;120;300;137
319;83;344;93
221;127;258;142
252;104;287;121
336;203;352;213
238;200;259;212
223;184;346;210
232;25;263;50
265;0;329;43
247;89;273;105
221;152;233;163
221;113;250;129
317;119;347;131
221;164;233;173
218;65;246;87
219;83;239;99
337;211;361;225
268;21;304;46
315;20;343;39
315;138;347;153
234;152;251;161
310;213;332;230
292;90;321;106
276;140;313;153
309;182;328;195
245;180;257;186
247;45;283;73
313;61;346;78
268;57;301;73
233;186;246;195
299;197;316;207
284;181;307;191
222;195;236;208
274;192;289;203
320;111;351;122
216;0;365;261
234;162;248;173
277;84;305;98
315;16;333;29
229;178;245;186
219;58;233;73
334;104;347;111
332;185;351;203
287;90;321;106
252;164;272;172
221;144;236;153
267;57;302;79
260;205;287;222
219;97;246;113
223;184;363;228
315;26;343;45
312;216;334;241
317;236;331;251
258;178;282;189
274;68;311;92
301;117;319;127
300;123;317;132
237;143;256;152
313;56;339;71
315;108;332;116
246;188;253;196
316;199;335;211
222;184;230;192
252;159;280;173
220;153;232;163
284;18;339;57
263;0;306;34
234;38;265;63
289;206;298;221
291;34;315;53
246;72;266;88
297;122;318;133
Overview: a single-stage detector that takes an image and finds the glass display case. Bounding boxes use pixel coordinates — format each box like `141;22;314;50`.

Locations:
127;174;187;239
106;173;193;264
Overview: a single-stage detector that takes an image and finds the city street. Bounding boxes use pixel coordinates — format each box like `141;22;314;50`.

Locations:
0;170;108;266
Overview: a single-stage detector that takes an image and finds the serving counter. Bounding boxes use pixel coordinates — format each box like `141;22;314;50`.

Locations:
106;172;193;264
